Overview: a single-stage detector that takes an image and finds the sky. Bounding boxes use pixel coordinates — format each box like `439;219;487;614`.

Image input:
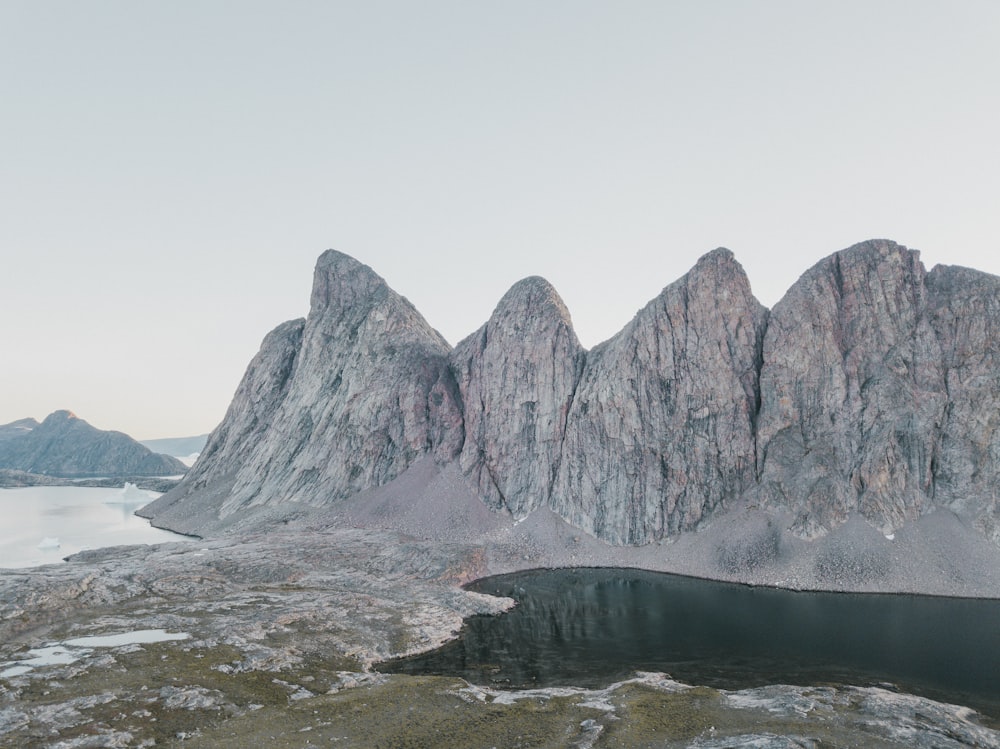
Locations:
1;1;999;440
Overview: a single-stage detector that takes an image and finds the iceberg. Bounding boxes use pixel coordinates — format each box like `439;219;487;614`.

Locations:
37;537;60;549
104;483;153;505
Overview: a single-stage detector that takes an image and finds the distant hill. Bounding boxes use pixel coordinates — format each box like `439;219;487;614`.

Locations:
139;435;209;458
0;417;40;443
0;411;188;477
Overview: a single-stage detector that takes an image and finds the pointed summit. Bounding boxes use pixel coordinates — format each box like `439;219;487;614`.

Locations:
44;409;78;424
756;239;941;537
491;275;576;331
310;250;391;319
162;247;465;522
451;275;585;518
553;249;768;544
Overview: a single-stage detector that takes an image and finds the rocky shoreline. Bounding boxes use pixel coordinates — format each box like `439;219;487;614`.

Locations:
3;524;1000;747
0;470;182;493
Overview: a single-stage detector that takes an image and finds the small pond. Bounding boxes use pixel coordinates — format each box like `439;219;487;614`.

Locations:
383;567;1000;718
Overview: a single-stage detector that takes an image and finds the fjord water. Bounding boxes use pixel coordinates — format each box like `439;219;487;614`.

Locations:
385;567;1000;718
0;486;190;568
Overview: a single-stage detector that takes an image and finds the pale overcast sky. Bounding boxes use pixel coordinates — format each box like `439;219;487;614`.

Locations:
2;1;999;439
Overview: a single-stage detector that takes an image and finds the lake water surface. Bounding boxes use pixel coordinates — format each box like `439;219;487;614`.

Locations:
0;486;191;568
384;567;1000;719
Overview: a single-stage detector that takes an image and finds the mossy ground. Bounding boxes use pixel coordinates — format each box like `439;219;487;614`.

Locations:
2;637;986;748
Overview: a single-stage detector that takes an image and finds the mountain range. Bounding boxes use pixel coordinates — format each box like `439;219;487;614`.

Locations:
140;240;1000;586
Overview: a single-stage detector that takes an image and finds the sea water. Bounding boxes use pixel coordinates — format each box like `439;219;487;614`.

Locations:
0;485;190;568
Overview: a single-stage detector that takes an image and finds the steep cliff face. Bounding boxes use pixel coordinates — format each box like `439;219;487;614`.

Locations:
451;277;585;518
221;251;464;515
552;249;768;544
756;240;947;537
0;411;187;477
140;318;306;526
926;264;1000;542
147;251;464;528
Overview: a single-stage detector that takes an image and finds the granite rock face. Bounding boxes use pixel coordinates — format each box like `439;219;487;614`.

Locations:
144;251;464;530
0;411;187;477
451;277;585;518
552;249;767;544
756;240;947;537
926;263;1000;542
141;318;307;528
145;241;1000;550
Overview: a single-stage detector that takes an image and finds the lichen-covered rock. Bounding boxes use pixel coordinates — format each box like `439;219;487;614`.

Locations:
451;277;585;518
552;249;767;544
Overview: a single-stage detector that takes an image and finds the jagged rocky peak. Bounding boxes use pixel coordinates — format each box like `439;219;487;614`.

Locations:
552;248;768;544
452;275;585;518
310;250;392;320
145;250;464;531
756;239;946;537
492;275;575;325
141;240;1000;559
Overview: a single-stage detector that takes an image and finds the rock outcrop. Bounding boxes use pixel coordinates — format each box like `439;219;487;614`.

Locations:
142;251;464;531
0;411;187;477
553;249;767;544
755;240;947;537
143;240;1000;553
926;263;1000;542
451;277;585;518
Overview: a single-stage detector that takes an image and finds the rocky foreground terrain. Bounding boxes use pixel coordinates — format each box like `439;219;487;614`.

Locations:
3;530;1000;747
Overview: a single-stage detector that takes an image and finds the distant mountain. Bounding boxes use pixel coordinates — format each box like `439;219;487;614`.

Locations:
139;435;209;458
0;417;40;443
0;411;188;477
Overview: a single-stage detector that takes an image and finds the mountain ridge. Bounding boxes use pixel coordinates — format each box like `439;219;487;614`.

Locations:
140;240;1000;569
0;410;188;477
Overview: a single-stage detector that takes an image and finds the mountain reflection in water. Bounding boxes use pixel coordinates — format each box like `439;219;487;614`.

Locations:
383;568;1000;718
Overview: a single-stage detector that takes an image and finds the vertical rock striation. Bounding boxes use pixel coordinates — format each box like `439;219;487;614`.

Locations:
756;240;947;537
450;277;585;518
926;264;1000;542
218;250;464;515
552;249;768;544
144;251;464;530
141;318;306;525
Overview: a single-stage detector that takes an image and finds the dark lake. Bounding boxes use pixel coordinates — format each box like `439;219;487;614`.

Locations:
382;567;1000;718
